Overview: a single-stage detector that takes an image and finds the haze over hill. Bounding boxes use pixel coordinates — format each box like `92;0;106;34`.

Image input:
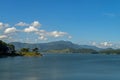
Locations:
10;40;102;52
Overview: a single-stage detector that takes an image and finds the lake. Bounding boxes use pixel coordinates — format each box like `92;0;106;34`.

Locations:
0;53;120;80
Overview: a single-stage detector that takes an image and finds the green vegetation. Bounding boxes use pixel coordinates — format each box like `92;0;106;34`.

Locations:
20;52;42;57
0;40;19;57
45;48;98;54
19;48;42;57
32;48;39;53
45;48;120;55
0;40;42;57
69;48;98;53
20;48;30;52
46;48;71;53
100;48;120;54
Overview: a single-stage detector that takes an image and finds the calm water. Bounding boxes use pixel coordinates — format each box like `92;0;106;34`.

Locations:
0;53;120;80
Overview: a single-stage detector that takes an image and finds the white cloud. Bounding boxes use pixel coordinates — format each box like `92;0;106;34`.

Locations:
31;21;41;27
0;21;71;42
15;22;29;27
68;36;72;39
49;31;67;38
36;30;70;40
4;27;17;34
0;22;4;28
36;30;46;36
91;41;113;48
24;26;38;33
0;22;9;29
15;21;41;27
4;24;9;27
91;42;97;46
100;42;113;47
38;36;47;40
39;30;46;33
0;35;8;39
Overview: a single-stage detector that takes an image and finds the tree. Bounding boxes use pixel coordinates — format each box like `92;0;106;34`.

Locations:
7;44;16;54
20;48;29;52
0;40;18;57
32;48;39;53
0;40;8;55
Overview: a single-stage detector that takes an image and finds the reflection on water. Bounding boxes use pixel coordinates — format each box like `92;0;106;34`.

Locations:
0;53;120;80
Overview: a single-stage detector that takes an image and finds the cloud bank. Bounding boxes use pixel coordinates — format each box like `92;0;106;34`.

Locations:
0;22;9;29
0;21;71;42
4;27;17;34
24;26;38;33
0;35;8;39
91;41;115;48
15;22;29;27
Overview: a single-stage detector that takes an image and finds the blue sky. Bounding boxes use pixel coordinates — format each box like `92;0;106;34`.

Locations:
0;0;120;48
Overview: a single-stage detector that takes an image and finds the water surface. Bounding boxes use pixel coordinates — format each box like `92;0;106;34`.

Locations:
0;53;120;80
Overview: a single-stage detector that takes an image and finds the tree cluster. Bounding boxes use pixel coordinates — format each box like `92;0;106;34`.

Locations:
0;40;17;57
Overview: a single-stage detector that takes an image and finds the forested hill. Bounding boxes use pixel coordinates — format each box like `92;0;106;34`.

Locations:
10;40;101;51
0;40;16;57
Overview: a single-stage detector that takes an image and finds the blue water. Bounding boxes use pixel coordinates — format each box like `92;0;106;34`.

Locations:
0;53;120;80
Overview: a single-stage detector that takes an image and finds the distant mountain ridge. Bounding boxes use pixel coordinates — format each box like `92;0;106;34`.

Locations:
10;40;102;51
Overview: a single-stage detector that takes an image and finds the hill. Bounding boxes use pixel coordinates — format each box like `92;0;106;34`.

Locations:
10;40;101;52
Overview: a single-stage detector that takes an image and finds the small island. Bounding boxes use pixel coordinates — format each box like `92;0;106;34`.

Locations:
19;48;42;57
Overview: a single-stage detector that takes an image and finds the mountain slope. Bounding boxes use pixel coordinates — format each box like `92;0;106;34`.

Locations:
10;40;101;51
